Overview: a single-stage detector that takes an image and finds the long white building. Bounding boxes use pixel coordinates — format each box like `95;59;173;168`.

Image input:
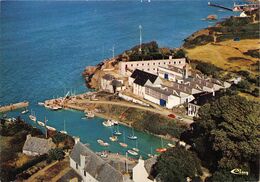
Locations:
119;57;186;76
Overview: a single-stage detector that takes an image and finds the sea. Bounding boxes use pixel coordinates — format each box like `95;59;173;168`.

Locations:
0;0;234;158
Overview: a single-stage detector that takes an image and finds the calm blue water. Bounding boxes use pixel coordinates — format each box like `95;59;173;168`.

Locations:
0;0;234;158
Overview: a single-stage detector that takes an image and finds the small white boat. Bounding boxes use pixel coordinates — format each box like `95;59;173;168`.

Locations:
37;121;45;127
132;140;139;152
128;128;137;140
60;120;67;134
128;135;137;140
38;102;45;106
109;136;118;142
46;125;56;131
85;111;95;118
29;110;36;122
119;142;128;148
102;120;114;127
132;148;139;152
167;143;175;148
113;125;122;136
112;120;119;125
97;139;110;147
148;154;154;158
127;150;138;156
21;109;29;114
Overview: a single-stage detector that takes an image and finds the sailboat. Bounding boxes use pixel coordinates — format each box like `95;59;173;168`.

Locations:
60;120;67;134
119;133;128;148
21;107;29;114
113;125;122;136
29;110;36;122
109;135;118;142
156;137;167;153
132;140;139;152
37;120;45;127
127;149;138;156
148;147;154;158
128;128;138;140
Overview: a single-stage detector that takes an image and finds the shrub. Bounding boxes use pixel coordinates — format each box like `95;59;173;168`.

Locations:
48;148;64;162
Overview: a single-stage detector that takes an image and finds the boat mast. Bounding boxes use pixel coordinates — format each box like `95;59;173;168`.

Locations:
44;116;48;138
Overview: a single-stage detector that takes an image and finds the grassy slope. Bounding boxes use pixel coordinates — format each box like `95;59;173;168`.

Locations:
185;39;259;74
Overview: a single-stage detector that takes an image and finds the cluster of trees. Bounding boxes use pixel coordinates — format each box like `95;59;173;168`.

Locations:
194;61;222;78
154;146;202;182
154;95;259;181
132;111;185;138
182;95;259;181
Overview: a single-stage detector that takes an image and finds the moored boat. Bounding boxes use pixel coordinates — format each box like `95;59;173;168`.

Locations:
60;120;67;134
38;102;45;106
167;143;175;148
21;108;29;114
102;120;114;127
37;121;45;127
46;125;56;131
109;136;118;142
119;142;128;148
97;139;110;147
127;149;138;156
132;148;139;152
128;128;137;140
85;111;95;118
29;110;36;122
156;148;167;153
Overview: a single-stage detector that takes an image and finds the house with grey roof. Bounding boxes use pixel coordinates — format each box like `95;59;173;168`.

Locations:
70;141;124;182
100;74;125;93
132;156;158;182
22;134;56;156
129;69;162;98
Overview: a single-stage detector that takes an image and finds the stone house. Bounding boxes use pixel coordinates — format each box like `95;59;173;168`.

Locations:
22;134;56;156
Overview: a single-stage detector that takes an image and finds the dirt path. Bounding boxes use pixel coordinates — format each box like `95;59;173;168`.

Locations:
67;99;193;125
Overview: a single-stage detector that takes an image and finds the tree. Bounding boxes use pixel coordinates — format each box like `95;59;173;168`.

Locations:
154;146;202;182
48;148;64;162
191;95;260;178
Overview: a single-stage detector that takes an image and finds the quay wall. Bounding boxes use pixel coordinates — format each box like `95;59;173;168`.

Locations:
0;101;29;113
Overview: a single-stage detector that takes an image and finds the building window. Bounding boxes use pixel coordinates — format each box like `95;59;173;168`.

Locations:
179;61;181;64
76;163;78;169
84;170;86;176
142;63;144;66
174;61;176;64
169;62;171;64
148;63;149;66
158;63;160;65
164;62;166;64
153;68;155;70
131;64;133;67
148;68;150;71
137;64;139;66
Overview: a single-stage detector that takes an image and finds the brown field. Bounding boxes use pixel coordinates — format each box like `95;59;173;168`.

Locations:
185;39;259;74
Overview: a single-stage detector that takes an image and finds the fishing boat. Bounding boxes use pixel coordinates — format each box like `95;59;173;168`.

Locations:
113;125;122;136
132;140;139;152
29;110;36;122
97;139;109;147
21;107;29;114
119;142;128;148
156;148;167;153
102;120;114;127
46;125;56;131
119;133;128;148
37;121;45;127
167;143;175;148
109;136;118;142
38;102;45;106
127;149;138;156
112;120;119;125
156;137;167;153
60;120;67;134
85;111;95;118
148;147;154;158
128;128;137;140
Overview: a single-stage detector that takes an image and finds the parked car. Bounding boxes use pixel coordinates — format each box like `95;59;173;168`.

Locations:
168;114;176;119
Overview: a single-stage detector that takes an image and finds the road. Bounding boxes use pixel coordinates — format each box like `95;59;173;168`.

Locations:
68;99;193;125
